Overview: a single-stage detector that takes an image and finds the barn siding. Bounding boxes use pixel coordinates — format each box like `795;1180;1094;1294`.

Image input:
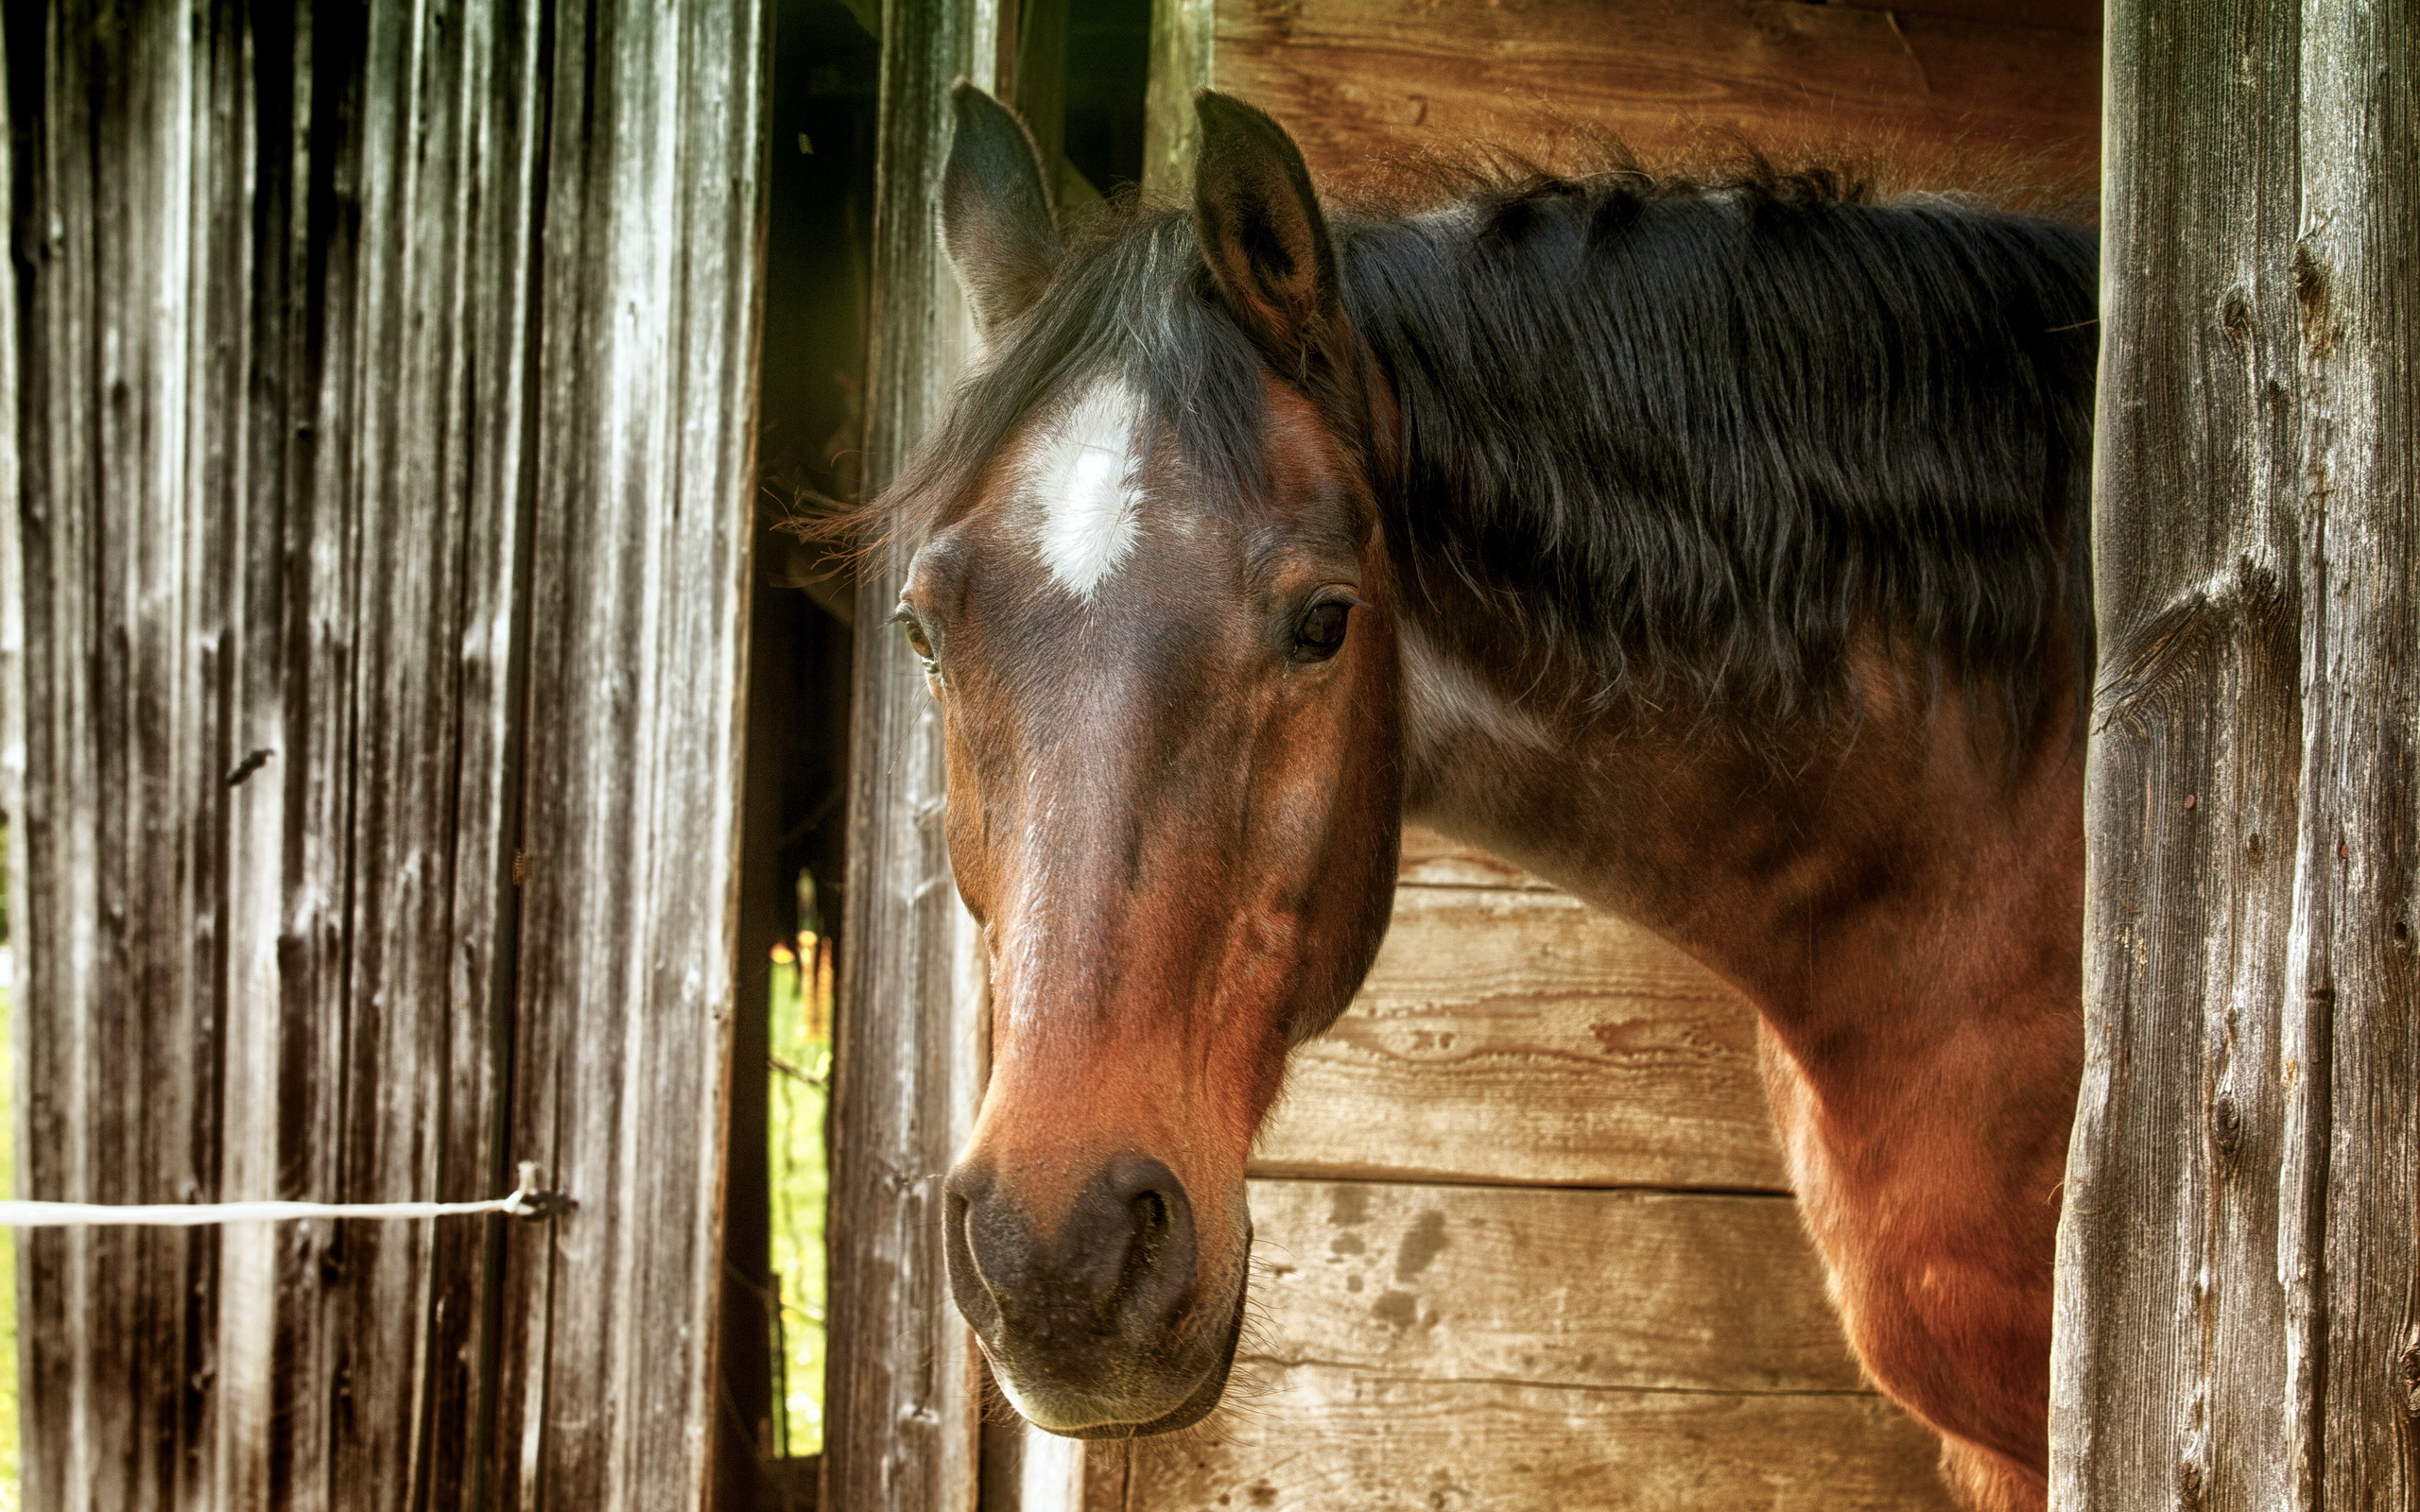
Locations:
2;5;766;1509
1253;880;1786;1192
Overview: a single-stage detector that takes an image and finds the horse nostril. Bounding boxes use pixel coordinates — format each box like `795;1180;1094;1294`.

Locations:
942;1162;1012;1338
945;1153;1202;1353
1117;1188;1171;1303
1088;1158;1196;1333
945;1187;981;1281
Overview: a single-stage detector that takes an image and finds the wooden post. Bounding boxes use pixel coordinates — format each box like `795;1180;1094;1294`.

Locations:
2054;0;2418;1504
824;1;997;1510
1140;0;1214;199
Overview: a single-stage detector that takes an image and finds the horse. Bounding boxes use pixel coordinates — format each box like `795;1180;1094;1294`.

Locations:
863;83;2097;1512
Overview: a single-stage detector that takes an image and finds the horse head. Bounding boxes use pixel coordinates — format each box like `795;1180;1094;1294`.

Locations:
891;86;1398;1435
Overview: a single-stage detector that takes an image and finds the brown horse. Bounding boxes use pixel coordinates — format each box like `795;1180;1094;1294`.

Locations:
872;85;2096;1512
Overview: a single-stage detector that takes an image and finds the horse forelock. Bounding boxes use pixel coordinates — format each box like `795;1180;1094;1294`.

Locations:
843;213;1271;566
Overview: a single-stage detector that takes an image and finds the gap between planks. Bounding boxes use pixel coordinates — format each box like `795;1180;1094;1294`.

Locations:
1244;1166;1794;1198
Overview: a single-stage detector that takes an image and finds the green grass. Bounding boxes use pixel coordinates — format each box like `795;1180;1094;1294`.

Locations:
767;936;831;1457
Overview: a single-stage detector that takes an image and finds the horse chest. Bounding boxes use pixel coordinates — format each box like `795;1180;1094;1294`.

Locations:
1755;1025;2058;1472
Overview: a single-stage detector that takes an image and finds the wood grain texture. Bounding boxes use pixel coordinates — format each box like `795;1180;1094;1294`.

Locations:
491;2;767;1508
1241;1179;1861;1394
1187;0;2098;196
15;8;284;1503
1395;822;1553;891
1253;885;1786;1192
1109;1368;1955;1511
2052;0;2420;1504
1140;0;1217;198
7;5;765;1509
825;2;997;1510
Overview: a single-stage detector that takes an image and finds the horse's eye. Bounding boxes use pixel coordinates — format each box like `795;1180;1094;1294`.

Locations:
895;610;938;673
1293;601;1351;661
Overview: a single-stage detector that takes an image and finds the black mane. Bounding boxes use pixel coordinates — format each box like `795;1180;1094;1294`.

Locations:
878;156;2099;732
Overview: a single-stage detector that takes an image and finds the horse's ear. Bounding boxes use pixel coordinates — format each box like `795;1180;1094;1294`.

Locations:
1191;93;1346;380
943;81;1063;333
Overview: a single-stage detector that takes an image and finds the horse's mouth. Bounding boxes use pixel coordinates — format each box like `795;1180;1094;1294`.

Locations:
1055;1278;1248;1440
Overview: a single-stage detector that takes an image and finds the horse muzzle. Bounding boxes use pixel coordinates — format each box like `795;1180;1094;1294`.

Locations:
942;1153;1249;1436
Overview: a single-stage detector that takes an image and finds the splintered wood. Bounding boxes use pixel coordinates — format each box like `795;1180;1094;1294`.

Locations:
2053;0;2419;1504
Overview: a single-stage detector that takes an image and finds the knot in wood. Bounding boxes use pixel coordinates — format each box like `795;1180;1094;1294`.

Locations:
2210;1095;2243;1164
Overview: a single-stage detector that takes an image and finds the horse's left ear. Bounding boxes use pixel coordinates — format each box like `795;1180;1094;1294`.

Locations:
1192;93;1347;381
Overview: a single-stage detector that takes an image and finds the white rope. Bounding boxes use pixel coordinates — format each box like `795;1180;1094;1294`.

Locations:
0;1165;568;1228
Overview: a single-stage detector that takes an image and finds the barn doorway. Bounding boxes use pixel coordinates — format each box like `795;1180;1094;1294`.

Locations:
715;2;876;1507
716;5;1153;1507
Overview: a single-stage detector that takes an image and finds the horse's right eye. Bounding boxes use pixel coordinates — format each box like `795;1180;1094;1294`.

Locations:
895;610;938;673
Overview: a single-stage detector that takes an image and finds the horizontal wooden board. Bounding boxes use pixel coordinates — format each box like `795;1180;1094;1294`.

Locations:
1836;0;2100;33
1102;1366;1956;1511
1253;885;1786;1191
1397;822;1552;890
1242;1179;1863;1394
1210;0;2100;193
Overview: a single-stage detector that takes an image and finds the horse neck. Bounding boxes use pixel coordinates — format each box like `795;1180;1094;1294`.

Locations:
1398;623;2088;1094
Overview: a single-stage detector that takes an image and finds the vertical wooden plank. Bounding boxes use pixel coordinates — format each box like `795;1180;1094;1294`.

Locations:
192;7;542;1508
264;5;372;1500
277;4;543;1507
2053;0;2418;1504
0;19;26;1507
207;1;280;1503
418;4;549;1504
2294;7;2419;1500
826;1;997;1509
1139;0;1213;199
9;7;229;1505
492;1;768;1509
2050;0;2302;1502
287;5;444;1503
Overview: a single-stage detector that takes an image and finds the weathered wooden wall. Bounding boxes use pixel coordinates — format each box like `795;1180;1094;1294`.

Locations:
1;4;766;1508
2051;0;2418;1505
